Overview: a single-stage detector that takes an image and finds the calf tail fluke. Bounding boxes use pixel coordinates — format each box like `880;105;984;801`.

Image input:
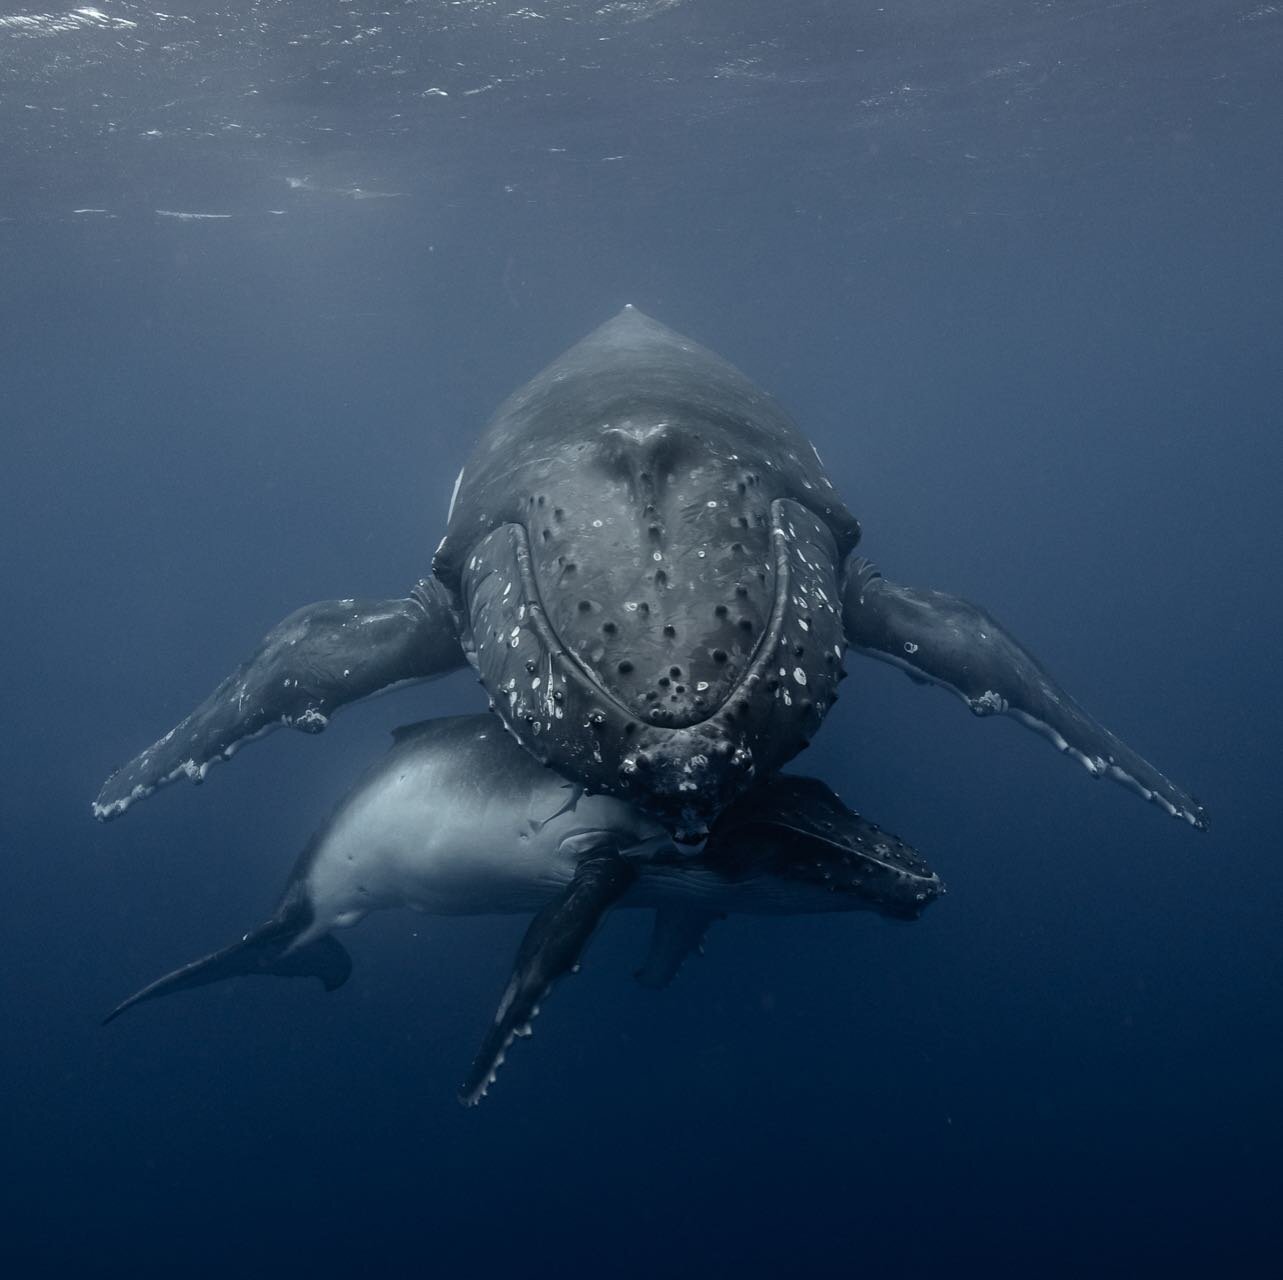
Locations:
103;915;352;1025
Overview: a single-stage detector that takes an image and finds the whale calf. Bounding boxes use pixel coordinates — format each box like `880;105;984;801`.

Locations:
105;716;942;1105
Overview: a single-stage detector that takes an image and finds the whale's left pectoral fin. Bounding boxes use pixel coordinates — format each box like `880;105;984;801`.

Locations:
634;907;721;990
841;556;1207;830
460;850;637;1107
94;577;465;821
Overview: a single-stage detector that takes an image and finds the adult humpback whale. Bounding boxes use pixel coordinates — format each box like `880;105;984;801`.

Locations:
94;306;1205;845
103;716;943;1106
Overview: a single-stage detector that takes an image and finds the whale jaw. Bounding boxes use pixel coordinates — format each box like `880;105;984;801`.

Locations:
459;497;845;836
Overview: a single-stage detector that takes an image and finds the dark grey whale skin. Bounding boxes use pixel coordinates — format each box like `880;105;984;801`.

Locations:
93;307;1205;835
438;308;860;835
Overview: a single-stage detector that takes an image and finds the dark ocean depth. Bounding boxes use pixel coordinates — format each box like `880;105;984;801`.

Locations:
2;2;1281;1275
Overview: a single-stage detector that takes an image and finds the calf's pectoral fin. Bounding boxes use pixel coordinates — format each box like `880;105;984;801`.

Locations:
93;577;465;821
634;906;722;990
459;850;638;1108
841;556;1207;829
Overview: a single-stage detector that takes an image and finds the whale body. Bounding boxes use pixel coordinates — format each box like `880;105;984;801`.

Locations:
106;716;942;1104
95;308;1205;842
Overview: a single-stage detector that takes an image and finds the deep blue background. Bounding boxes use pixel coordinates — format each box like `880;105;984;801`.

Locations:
2;3;1280;1275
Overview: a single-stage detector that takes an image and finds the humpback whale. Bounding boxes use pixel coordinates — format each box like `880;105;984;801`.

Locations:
103;717;942;1106
94;306;1205;844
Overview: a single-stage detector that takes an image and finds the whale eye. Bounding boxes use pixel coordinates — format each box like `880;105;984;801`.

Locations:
618;660;634;675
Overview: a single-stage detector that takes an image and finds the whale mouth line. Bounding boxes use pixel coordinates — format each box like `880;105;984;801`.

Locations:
462;495;844;831
505;523;651;727
505;506;796;735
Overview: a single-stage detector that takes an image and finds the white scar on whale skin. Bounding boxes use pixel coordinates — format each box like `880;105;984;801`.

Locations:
447;467;465;523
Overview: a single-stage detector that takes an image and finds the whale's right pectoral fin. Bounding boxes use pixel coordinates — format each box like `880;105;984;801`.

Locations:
94;577;465;821
634;906;721;990
460;850;638;1108
841;555;1207;829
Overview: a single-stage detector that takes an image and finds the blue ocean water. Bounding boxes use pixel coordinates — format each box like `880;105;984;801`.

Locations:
2;2;1280;1274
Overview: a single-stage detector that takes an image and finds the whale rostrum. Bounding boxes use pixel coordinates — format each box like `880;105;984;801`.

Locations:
93;307;1205;834
103;716;943;1106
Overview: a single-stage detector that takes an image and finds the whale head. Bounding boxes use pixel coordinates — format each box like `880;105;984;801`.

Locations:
628;772;944;919
437;310;860;837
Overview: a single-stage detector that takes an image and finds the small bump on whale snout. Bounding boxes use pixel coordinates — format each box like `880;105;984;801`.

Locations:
618;724;753;838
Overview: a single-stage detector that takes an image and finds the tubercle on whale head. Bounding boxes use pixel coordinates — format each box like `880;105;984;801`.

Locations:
616;722;754;841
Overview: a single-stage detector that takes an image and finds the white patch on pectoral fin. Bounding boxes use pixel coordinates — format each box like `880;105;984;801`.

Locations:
842;557;1207;830
1008;706;1206;828
446;466;465;523
459;852;638;1107
93;587;466;822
